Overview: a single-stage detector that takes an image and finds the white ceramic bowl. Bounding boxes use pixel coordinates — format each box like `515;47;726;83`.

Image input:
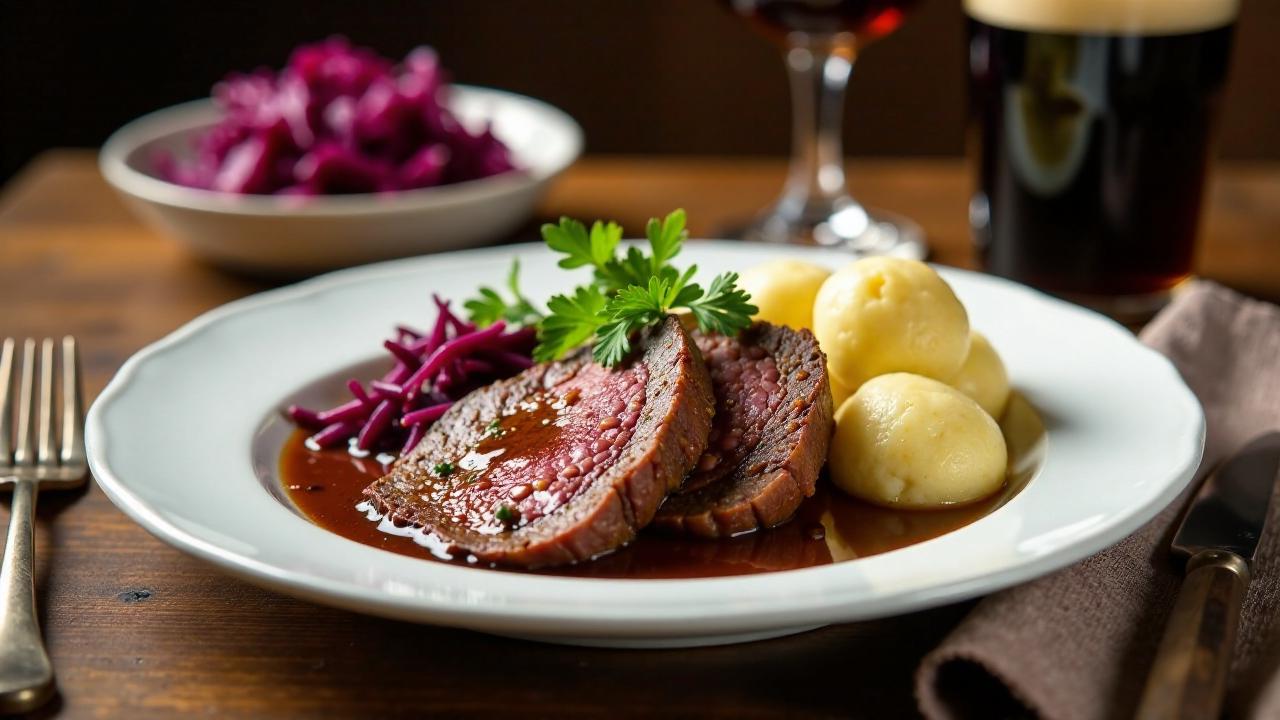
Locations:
99;88;582;274
87;242;1205;647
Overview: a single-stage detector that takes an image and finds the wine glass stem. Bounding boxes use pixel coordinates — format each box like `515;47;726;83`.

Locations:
782;36;857;218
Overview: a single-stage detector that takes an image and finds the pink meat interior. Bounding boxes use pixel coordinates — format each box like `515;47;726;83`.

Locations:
424;363;648;533
685;335;783;491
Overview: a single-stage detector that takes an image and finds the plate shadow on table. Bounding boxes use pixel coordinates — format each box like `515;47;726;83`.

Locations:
156;579;979;718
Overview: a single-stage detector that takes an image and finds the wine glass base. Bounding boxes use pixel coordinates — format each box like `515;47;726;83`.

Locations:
719;204;928;260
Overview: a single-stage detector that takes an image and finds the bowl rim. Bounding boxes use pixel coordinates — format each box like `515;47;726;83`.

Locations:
98;86;584;217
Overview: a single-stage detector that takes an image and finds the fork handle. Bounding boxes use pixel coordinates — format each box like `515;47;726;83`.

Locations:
0;478;54;713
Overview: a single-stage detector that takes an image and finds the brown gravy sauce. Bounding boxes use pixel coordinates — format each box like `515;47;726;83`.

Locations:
281;393;1045;579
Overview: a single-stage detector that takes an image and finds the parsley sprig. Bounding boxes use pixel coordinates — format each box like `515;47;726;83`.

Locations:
465;209;756;367
463;258;544;327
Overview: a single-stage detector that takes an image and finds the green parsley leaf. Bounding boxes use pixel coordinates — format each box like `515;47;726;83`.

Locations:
605;278;669;325
543;217;624;272
543;208;689;296
506;258;525;298
534;285;608;362
432;461;455;477
593;317;642;366
531;210;756;367
590;276;674;364
464;259;544;327
645;208;686;276
685;272;758;336
503;259;543;324
595;246;649;293
665;265;702;308
463;287;509;327
589;220;622;268
541;217;593;269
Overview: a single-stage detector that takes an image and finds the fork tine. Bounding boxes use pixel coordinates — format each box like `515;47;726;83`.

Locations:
60;337;85;468
13;339;36;466
36;339;55;466
0;339;14;463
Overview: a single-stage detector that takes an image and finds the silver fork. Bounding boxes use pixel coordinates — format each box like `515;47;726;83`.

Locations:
0;337;85;713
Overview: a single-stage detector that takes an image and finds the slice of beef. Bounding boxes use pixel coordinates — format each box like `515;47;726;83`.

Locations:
652;322;834;538
364;315;715;568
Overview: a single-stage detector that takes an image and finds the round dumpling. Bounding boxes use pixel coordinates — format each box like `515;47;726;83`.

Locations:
829;373;1007;509
737;259;832;330
830;373;855;411
951;331;1010;419
812;257;970;391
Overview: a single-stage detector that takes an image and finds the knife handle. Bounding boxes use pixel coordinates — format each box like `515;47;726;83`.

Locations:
1136;549;1250;720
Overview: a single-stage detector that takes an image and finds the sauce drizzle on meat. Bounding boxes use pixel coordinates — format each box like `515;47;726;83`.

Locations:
282;416;1033;580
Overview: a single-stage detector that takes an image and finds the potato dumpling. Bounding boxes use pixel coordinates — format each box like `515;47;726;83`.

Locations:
813;257;970;391
829;373;1007;509
830;373;855;411
951;331;1010;419
737;259;832;330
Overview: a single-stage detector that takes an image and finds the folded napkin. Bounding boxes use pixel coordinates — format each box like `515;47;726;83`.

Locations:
916;282;1280;720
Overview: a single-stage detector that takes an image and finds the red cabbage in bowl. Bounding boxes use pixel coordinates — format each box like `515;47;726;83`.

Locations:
157;37;517;196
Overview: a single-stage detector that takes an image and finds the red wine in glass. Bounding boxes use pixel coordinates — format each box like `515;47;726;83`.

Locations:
726;0;921;43
718;0;928;256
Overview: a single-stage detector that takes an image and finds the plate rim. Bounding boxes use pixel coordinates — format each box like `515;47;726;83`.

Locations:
86;242;1206;637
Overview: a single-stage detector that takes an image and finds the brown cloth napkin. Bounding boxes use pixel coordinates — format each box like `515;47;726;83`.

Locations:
915;282;1280;720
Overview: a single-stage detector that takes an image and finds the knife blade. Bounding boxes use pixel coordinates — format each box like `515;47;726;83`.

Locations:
1137;432;1280;720
1171;432;1280;562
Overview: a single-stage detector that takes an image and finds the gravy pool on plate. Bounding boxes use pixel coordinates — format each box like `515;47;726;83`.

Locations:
280;392;1043;579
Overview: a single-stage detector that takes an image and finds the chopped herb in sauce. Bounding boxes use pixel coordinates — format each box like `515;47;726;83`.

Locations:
432;461;455;477
485;419;504;437
494;503;518;524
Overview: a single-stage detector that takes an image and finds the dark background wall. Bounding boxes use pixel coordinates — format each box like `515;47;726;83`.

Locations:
2;0;1277;184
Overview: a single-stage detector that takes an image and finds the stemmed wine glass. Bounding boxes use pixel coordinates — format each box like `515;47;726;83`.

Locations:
720;0;927;258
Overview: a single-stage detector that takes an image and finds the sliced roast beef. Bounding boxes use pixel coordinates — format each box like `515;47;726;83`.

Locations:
364;315;715;568
652;322;834;538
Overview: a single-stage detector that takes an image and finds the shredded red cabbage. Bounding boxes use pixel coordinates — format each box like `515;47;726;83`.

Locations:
157;37;517;196
287;295;534;457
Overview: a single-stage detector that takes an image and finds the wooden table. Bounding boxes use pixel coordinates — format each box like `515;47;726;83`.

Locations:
1;151;1278;719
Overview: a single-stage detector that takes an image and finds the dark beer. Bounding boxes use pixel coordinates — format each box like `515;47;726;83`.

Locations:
967;0;1235;311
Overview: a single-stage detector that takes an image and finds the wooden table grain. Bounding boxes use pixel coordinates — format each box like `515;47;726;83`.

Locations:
1;150;1278;719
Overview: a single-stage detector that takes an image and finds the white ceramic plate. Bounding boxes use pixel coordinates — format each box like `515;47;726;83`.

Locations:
87;243;1204;647
99;87;582;273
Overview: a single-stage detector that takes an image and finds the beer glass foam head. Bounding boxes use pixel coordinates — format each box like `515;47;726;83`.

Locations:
964;0;1237;35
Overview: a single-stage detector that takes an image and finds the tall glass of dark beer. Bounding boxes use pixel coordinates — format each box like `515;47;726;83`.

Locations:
967;0;1236;319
